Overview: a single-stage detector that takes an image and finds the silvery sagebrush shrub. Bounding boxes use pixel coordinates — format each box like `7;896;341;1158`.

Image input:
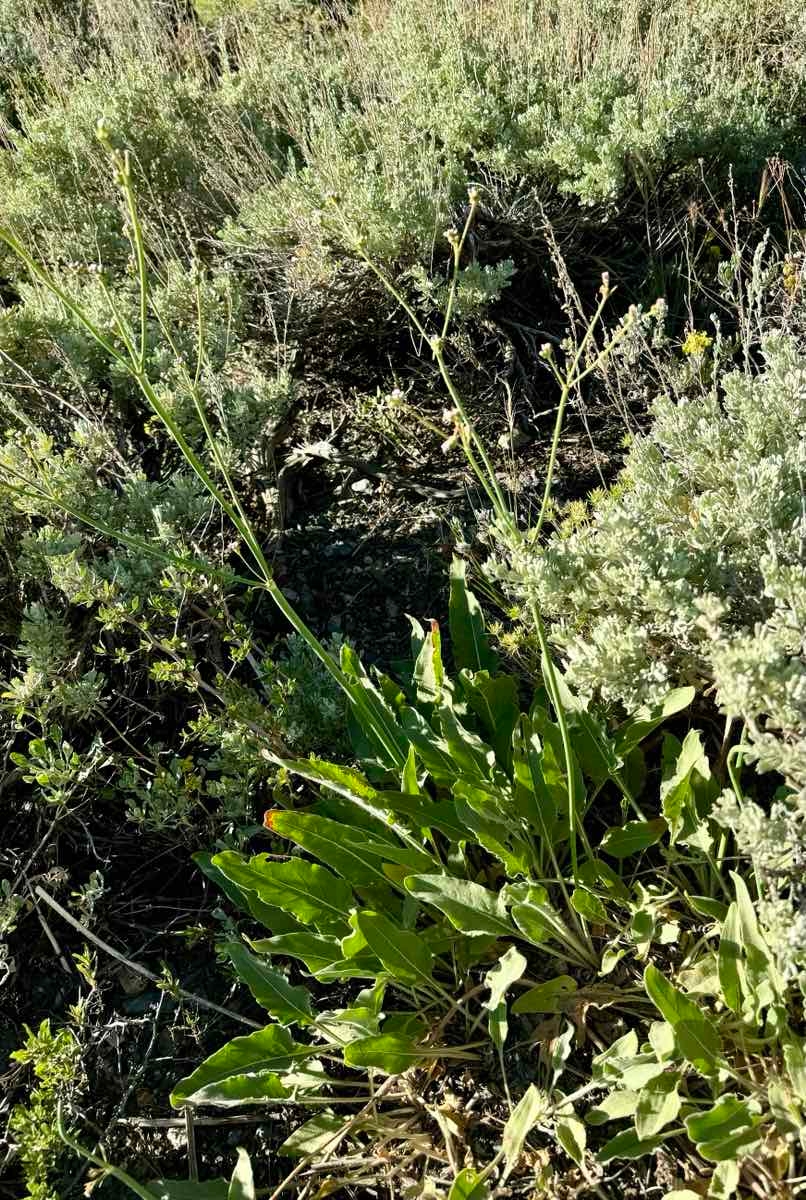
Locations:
220;0;806;288
486;329;806;974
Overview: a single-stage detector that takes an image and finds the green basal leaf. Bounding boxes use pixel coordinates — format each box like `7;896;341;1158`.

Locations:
404;873;514;938
266;810;435;887
576;857;630;902
586;1089;640;1125
634;1070;681;1139
728;870;783;1017
598;1127;666;1163
484;945;527;1012
460;671;520;771
376;791;467;841
148;1182;228;1199
342;1033;426;1075
212;852;352;932
227;1148;254;1200
592;1030;639;1080
783;1032;806;1104
549;1022;575;1087
556;1110;587;1167
571;888;608;923
447;1168;491;1200
170;1026;311;1108
717;901;744;1016
411;617;445;704
278;1111;345;1158
437;700;496;783
600;818;667;858
613;688;696;758
195;852;301;934
660;729;714;845
501;1085;548;1180
250;933;343;976
685;1095;763;1161
687;895;729;922
315;1005;381;1046
351;910;434;987
513;975;577;1015
225;942;313;1027
483;946;527;1051
707;1158;740;1198
644;964;721;1073
449;557;496;674
401;745;420;795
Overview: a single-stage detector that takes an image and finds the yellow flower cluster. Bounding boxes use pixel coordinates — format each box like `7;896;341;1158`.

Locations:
681;330;713;356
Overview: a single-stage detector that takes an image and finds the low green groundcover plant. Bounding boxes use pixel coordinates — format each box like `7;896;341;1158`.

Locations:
57;567;806;1197
3;116;805;1197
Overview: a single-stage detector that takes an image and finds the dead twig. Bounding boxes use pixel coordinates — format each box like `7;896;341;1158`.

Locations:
33;885;261;1029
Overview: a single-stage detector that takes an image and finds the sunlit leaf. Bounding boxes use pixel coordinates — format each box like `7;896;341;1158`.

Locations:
352;910;434;987
225;942;313;1027
600;818;667;858
502;1085;548;1180
170;1026;311;1107
404;874;514;938
513;975;576;1015
449;557;496;673
227;1148;254;1200
279;1112;345;1158
266;810;435;886
212;852;352;932
343;1033;426;1075
634;1071;681;1139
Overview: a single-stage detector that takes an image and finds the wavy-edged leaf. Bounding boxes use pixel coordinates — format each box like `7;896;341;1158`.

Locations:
484;946;527;1012
685;1095;763;1161
484;945;527;1051
194;852;301;934
449;557;496;673
644;965;721;1072
250;933;343;976
600;818;667;859
502;1085;548;1180
225;942;313;1027
170;1026;311;1108
266;810;435;887
343;1033;426;1075
404;874;513;938
279;1111;345;1159
212;852;352;932
352;910;434;987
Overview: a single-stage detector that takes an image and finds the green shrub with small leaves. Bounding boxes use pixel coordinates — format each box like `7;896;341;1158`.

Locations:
8;1020;84;1200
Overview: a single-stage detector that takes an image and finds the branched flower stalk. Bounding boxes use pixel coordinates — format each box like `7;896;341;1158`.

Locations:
327;188;639;885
